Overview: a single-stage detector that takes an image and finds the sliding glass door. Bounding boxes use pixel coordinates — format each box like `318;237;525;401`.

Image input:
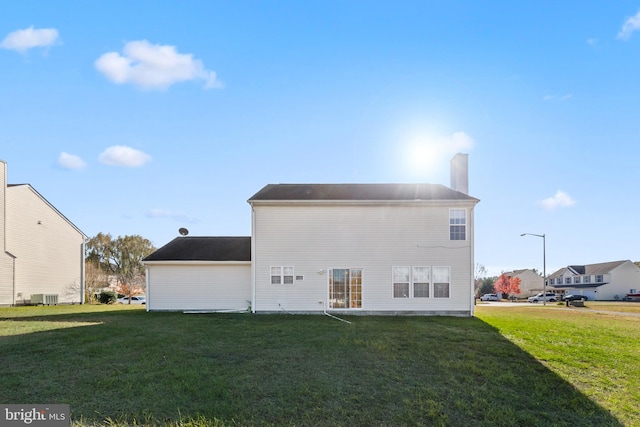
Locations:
329;268;362;309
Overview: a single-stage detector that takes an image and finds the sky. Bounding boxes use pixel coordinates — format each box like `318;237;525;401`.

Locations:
2;1;639;277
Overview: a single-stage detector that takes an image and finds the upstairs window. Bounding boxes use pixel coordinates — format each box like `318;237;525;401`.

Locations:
595;275;604;283
573;276;580;284
449;209;467;240
583;275;591;284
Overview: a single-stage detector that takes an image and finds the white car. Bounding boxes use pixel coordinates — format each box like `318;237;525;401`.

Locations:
527;292;557;303
117;295;146;305
480;293;499;301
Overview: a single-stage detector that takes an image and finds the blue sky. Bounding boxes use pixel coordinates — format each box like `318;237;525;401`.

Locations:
2;1;639;277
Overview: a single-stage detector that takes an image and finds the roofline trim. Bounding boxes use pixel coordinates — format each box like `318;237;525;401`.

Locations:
143;260;252;266
248;198;480;206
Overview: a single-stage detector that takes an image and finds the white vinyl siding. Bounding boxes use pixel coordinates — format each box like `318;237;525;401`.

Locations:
5;185;85;304
252;202;474;313
147;263;251;311
0;163;14;305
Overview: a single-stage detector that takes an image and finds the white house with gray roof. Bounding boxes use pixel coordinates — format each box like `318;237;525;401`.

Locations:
502;269;543;297
143;153;480;316
0;161;87;306
547;260;640;301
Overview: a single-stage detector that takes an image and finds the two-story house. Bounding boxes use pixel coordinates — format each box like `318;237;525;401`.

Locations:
0;160;87;306
547;260;640;301
143;154;480;316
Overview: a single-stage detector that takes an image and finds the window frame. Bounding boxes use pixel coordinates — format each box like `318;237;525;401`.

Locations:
432;266;451;298
449;208;467;241
271;266;294;285
392;266;450;299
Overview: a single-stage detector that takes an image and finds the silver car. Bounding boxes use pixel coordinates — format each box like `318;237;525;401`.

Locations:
480;293;499;301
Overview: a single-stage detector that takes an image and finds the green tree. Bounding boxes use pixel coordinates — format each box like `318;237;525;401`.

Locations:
86;233;156;303
477;277;497;297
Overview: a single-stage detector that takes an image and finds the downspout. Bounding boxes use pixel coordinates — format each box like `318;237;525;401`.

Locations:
81;239;87;304
470;205;475;316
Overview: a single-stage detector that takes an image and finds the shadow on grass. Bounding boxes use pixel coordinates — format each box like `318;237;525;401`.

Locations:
0;307;623;426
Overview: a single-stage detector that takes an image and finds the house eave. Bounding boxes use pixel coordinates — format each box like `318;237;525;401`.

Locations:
248;199;479;207
143;260;252;266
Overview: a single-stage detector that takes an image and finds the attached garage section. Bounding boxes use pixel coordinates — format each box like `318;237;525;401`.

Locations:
146;263;251;311
143;236;251;312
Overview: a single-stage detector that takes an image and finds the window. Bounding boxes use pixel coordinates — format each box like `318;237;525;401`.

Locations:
565;277;571;284
393;266;432;298
413;266;430;298
433;267;450;298
549;278;555;285
392;267;410;298
595;275;603;283
583;275;591;284
573;276;580;284
449;209;466;240
271;266;294;284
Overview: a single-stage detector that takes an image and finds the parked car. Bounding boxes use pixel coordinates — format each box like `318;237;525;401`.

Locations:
117;296;146;305
562;294;588;301
480;293;499;301
527;292;557;303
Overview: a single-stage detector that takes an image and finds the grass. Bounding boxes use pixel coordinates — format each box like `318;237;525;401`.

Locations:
0;304;637;426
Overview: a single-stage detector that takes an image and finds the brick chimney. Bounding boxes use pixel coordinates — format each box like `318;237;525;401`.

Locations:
450;153;468;194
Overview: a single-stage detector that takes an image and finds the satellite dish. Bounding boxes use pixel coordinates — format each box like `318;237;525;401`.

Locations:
178;227;189;236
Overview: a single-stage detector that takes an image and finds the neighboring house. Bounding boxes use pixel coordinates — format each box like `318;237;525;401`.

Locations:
547;260;640;301
0;160;87;306
144;154;480;316
502;269;543;297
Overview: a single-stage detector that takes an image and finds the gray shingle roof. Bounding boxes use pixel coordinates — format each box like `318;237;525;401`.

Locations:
548;260;629;279
248;183;478;202
143;237;251;262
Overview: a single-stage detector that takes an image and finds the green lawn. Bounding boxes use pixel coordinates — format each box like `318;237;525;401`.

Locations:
0;304;637;426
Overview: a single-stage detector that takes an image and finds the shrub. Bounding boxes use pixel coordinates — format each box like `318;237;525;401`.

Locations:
98;290;117;304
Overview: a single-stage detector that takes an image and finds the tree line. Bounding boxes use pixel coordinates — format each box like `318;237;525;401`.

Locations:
85;233;156;303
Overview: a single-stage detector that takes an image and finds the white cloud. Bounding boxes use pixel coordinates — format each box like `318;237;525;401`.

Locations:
99;145;151;167
94;40;222;90
1;26;59;53
146;209;195;222
57;152;86;170
543;94;572;101
617;11;640;40
539;191;576;210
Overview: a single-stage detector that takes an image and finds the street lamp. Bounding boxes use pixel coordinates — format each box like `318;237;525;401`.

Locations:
521;233;547;306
